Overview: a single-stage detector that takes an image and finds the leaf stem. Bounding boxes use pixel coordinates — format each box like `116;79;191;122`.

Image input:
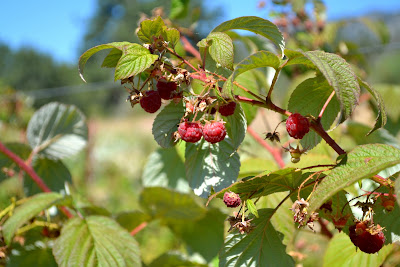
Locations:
318;90;336;120
130;222;147;236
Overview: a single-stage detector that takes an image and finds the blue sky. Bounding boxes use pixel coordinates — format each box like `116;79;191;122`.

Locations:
1;0;400;64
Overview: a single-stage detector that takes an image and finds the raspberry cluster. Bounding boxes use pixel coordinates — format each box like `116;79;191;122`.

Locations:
177;120;227;144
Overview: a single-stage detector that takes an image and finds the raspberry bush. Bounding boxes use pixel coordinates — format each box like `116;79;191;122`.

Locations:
1;1;400;266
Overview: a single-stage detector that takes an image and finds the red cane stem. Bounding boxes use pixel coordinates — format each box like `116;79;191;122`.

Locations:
0;141;73;218
247;127;285;168
180;36;202;61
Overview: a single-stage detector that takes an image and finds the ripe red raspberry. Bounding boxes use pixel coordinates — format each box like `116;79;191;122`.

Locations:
349;221;385;254
156;80;178;100
140;90;161;113
223;191;241;208
286;113;310;139
203;121;226;144
218;101;237;116
178;121;203;143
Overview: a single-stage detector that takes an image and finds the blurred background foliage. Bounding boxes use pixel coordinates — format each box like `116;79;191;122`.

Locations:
1;0;400;266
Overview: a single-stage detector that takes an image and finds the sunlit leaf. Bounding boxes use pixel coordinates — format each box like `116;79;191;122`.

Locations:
185;138;240;198
137;16;166;44
358;79;387;135
302;51;360;123
212;16;285;56
152;101;185;148
142;147;190;193
307;144;400;215
53;216;141;267
114;44;159;80
139;187;206;222
224;103;247;151
25;157;72;196
26;102;87;160
101;48;122;68
78;42;133;81
3;193;66;244
219;209;294;267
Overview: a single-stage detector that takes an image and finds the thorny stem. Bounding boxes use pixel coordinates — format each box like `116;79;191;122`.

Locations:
247;126;285;168
318;90;336;120
0;141;73;219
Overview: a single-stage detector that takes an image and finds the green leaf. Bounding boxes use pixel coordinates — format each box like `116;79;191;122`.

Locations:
163;28;180;48
323;232;392;267
259;192;295;246
246;199;259;218
114;44;159;81
374;198;400;244
142;147;190;193
212;16;285;56
26;102;88;160
200;32;234;70
148;252;208;267
346;122;398;149
239;158;278;179
224;103;247;151
233;51;281;81
168;208;226;262
219;209;294;267
288;76;340;150
25;157;72;196
115;210;151;232
53;216;141;267
137;16;166;43
78;42;133;82
284;49;314;68
301;51;360;123
185;137;240;198
209;168;302;202
170;0;190;19
152;101;185;148
307;144;400;215
101;48;122;68
139;187;206;222
3;192;65;244
358;79;387;135
8;246;57;267
232;70;262;125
